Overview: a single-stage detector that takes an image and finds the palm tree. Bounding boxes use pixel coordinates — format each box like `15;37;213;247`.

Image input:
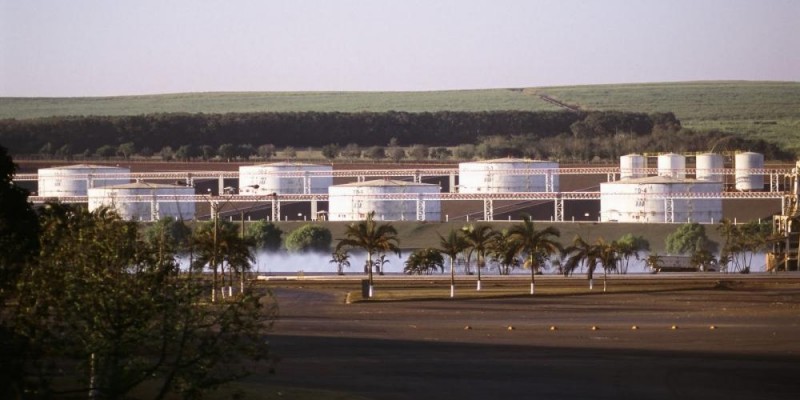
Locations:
335;212;401;298
462;224;498;291
562;235;599;289
644;253;664;273
508;216;561;295
404;248;444;275
329;249;351;275
489;229;520;276
439;229;468;298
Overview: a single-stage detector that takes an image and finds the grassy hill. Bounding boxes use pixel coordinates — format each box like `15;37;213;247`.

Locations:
2;81;799;151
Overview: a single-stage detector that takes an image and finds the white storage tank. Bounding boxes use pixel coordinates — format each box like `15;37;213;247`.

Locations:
328;179;441;221
458;158;559;193
695;153;725;182
38;164;130;197
657;153;686;179
88;182;196;221
620;154;647;180
239;162;332;195
735;152;765;191
600;176;722;223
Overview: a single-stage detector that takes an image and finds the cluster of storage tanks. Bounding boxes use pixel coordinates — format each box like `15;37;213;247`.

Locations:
37;152;766;223
37;164;195;221
601;152;764;223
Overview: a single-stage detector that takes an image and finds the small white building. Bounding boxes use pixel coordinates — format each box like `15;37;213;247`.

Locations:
38;164;130;197
458;158;559;193
600;176;722;223
239;162;332;195
328;179;441;221
88;182;195;221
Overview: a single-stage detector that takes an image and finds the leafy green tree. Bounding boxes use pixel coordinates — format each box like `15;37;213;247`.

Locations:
364;146;386;161
55;144;73;160
454;144;476;160
95;144;117;160
404;248;444;275
246;220;283;252
282;146;297;159
218;143;237;161
258;144;276;160
461;224;497;291
341;143;361;160
409;144;429;161
175;144;198;161
387;146;405;163
238;144;256;160
438;229;468;298
13;204;273;399
38;142;55;157
0;145;39;298
509;216;561;295
429;147;452;160
159;146;174;161
489;229;520;275
200;145;216;161
329;249;351;275
284;224;332;253
192;220;254;301
321;144;340;160
717;219;771;273
666;222;716;255
138;146;153;158
645;253;664;272
615;233;649;274
117;142;136;160
336;212;401;298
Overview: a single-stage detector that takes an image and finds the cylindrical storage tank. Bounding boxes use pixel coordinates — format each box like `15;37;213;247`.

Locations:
328;179;441;221
239;162;332;195
620;154;646;180
600;176;722;223
38;164;130;197
695;153;725;182
735;152;764;191
657;153;686;179
458;158;559;193
88;182;196;221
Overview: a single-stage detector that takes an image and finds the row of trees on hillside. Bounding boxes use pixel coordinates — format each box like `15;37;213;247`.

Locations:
6;110;790;161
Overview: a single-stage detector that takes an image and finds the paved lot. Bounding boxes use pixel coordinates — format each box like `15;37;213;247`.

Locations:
259;276;800;399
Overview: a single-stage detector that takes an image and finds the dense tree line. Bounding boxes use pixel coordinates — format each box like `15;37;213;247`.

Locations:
1;110;792;162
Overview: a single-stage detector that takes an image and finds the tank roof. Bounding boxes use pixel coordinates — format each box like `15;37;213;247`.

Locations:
334;179;439;187
95;182;190;190
464;157;556;164
247;162;328;167
610;176;716;184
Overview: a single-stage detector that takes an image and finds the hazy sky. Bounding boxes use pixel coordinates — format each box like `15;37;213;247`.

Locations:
1;0;798;97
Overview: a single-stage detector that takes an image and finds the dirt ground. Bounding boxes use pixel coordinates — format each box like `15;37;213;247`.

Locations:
253;276;800;400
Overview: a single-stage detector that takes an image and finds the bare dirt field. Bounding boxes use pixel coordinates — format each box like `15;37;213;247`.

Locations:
248;275;800;400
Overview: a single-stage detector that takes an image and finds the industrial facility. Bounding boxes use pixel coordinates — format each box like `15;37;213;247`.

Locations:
328;179;441;221
88;182;195;221
37;164;130;197
239;162;332;195
458;158;559;193
17;151;786;224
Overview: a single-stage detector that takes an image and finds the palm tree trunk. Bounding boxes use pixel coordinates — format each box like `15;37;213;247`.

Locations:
450;256;455;298
530;255;536;295
477;255;482;291
367;252;374;298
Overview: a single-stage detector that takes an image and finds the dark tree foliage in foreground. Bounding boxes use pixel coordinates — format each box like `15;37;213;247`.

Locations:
3;203;274;399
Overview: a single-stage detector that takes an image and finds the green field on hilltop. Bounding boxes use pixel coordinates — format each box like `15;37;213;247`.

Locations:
2;81;799;151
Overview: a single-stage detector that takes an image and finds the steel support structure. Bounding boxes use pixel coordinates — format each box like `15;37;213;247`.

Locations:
554;195;564;222
483;198;494;221
416;194;425;221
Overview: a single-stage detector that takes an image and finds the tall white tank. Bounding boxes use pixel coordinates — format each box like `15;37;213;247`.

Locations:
695;153;725;182
38;164;130;197
88;182;195;221
620;154;646;180
458;158;559;193
239;162;332;195
600;176;722;223
657;153;686;179
328;179;441;221
735;152;765;191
